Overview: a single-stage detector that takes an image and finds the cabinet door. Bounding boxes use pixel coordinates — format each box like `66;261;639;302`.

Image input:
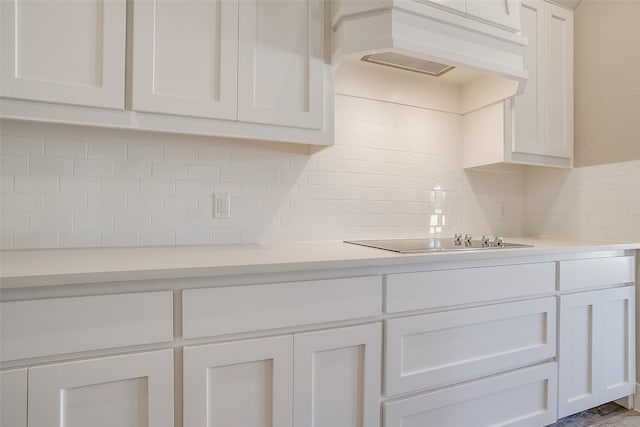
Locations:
293;323;382;427
602;286;635;403
558;290;601;418
130;0;238;119
466;0;521;32
513;0;545;156
544;2;573;158
238;0;324;129
1;368;27;427
28;349;174;427
183;335;293;427
0;0;126;109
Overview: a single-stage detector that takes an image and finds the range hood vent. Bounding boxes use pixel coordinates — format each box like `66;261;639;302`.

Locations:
361;52;455;77
332;0;529;105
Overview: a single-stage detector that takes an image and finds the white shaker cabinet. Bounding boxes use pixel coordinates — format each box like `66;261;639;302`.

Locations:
293;323;382;427
130;0;239;120
466;0;520;32
183;323;381;427
28;349;174;427
132;0;325;130
0;0;126;109
183;335;294;427
462;0;573;168
558;286;636;418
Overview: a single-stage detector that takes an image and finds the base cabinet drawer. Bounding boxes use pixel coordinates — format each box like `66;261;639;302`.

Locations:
558;255;635;291
385;262;555;313
384;297;556;396
182;276;382;338
383;362;558;427
0;291;173;361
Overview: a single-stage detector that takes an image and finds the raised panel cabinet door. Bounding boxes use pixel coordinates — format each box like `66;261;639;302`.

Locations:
293;323;382;427
0;368;27;427
183;335;293;427
513;0;545;156
0;0;126;109
558;291;601;418
466;0;521;32
28;349;174;427
130;0;239;119
601;286;635;403
237;0;324;129
544;2;573;158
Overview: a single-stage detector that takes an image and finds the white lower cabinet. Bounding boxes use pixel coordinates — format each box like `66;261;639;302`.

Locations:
383;362;558;427
28;349;174;427
183;323;381;427
384;297;556;396
558;285;635;418
0;368;27;427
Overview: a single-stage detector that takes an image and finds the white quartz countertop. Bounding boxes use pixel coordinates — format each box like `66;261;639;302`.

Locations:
1;238;638;288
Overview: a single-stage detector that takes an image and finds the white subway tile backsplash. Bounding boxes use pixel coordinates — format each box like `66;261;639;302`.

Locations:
30;157;73;176
60;176;100;194
14;175;58;193
2;96;637;250
88;142;127;160
74;159;114;177
1;156;29;174
1;193;44;212
0;135;44;156
13;230;58;249
45;139;86;159
101;177;140;194
128;144;164;162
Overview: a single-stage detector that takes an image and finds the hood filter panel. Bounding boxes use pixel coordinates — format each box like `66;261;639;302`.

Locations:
361;52;455;77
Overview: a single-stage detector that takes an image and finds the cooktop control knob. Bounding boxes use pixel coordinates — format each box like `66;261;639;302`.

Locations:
481;235;491;247
495;236;505;247
464;234;473;246
454;233;463;245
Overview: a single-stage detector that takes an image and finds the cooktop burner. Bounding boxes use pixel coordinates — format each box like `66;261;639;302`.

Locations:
344;237;533;253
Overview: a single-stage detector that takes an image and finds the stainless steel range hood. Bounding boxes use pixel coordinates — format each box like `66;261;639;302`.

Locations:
332;0;529;112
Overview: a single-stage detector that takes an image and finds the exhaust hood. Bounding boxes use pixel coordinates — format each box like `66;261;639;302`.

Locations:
332;0;529;113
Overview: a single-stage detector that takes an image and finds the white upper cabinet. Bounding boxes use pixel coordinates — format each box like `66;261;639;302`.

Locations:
462;0;573;168
238;0;324;129
130;0;238;119
0;0;126;109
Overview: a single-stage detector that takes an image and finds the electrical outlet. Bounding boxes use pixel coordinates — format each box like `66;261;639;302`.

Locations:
213;193;231;218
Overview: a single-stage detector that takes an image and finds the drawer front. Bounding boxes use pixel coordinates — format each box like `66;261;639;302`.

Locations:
558;255;635;291
1;291;173;362
385;297;556;396
385;262;555;313
383;362;558;427
182;276;382;339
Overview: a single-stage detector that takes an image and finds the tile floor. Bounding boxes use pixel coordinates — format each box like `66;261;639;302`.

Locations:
550;402;640;426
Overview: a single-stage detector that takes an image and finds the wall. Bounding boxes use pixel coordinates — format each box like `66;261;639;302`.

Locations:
0;93;528;249
573;0;640;166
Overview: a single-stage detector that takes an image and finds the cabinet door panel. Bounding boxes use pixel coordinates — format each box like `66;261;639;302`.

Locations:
131;0;238;119
0;369;27;427
0;0;125;108
513;0;545;155
294;323;381;427
28;349;174;427
602;286;635;402
558;291;601;418
544;2;573;158
238;0;323;129
183;336;293;427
